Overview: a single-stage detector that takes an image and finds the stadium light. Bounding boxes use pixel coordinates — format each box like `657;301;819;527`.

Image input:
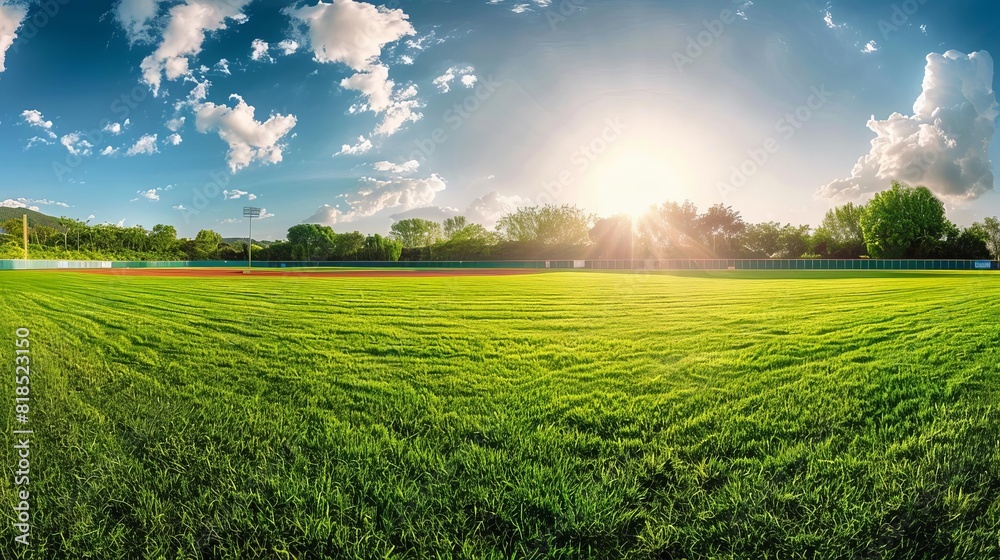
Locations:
243;207;261;268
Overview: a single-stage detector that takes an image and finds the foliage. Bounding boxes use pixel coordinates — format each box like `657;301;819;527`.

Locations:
860;182;949;258
496;205;595;245
390;218;443;248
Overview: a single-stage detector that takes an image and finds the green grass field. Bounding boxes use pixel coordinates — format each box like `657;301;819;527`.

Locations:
2;271;999;558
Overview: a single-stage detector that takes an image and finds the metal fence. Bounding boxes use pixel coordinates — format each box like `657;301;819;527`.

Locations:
1;259;997;271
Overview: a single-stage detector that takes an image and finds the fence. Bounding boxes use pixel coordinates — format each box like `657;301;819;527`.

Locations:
1;259;996;271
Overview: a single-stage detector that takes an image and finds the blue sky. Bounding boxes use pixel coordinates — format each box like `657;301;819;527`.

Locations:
1;0;999;239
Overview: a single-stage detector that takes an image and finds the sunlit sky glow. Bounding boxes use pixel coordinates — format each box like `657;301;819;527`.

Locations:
1;0;999;239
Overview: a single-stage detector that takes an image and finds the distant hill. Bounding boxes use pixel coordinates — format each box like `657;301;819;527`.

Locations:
0;207;64;230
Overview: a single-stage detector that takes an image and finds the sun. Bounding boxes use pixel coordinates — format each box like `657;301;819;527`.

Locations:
583;146;679;219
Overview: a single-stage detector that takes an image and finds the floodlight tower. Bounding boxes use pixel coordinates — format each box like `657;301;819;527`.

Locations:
243;206;261;268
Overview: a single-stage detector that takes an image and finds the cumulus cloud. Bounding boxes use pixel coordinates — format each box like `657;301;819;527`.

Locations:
126;134;159;156
465;191;530;226
250;38;271;62
166;133;182;145
103;120;129;135
140;0;251;95
60;133;94;156
289;0;420;137
276;39;299;55
166;116;186;131
223;189;257;200
0;2;27;72
304;174;447;224
341;63;394;111
21;110;57;139
373;160;419;174
136;188;160;201
115;0;163;43
194;94;297;172
335;135;372;156
819;50;999;202
0;199;39;211
100;146;119;156
288;0;414;69
433;65;476;93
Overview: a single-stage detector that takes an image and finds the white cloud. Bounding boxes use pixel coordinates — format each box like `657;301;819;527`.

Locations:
289;0;420;137
60;133;94;156
465;191;529;226
250;38;271;62
140;0;252;95
0;3;27;72
100;146;119;156
126;134;159;156
819;50;999;202
304;174;447;224
222;189;258;200
336;135;372;156
215;58;230;74
115;0;164;43
862;40;878;54
341;63;394;111
103;120;129;135
433;65;476;93
461;74;478;88
172;204;187;210
258;208;273;219
137;188;160;201
399;54;413;65
289;0;414;70
166;116;185;131
21;110;56;138
25;136;53;149
194;94;297;172
166;133;183;145
0;198;38;211
276;39;299;55
823;11;845;30
17;197;69;208
373;160;419;174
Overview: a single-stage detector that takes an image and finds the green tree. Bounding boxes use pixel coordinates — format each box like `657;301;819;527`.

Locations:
192;229;223;260
637;201;702;258
443;216;468;239
969;217;1000;259
859;182;949;258
697;204;746;257
287;224;326;261
496;205;594;245
333;231;366;260
589;216;634;259
390;219;443;248
813;202;867;258
149;224;178;254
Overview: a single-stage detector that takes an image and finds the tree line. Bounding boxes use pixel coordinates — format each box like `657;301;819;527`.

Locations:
3;182;1000;261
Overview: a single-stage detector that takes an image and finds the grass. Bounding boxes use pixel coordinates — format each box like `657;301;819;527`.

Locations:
1;270;999;558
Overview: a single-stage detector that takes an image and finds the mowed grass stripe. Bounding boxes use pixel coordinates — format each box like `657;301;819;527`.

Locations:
1;271;998;558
